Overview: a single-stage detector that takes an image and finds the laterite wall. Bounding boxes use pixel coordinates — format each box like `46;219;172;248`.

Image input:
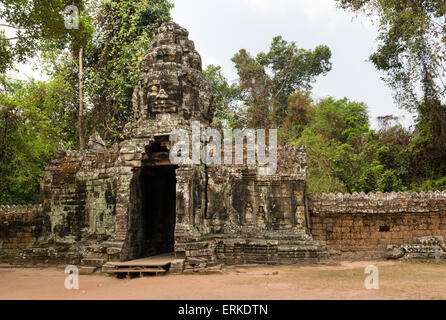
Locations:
310;191;446;259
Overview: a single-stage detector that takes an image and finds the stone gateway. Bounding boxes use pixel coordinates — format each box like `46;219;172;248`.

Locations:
0;23;445;272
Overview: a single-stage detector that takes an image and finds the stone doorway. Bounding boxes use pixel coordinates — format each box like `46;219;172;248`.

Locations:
140;165;177;257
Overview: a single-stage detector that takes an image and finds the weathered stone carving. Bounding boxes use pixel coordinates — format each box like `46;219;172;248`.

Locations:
88;132;106;150
55;142;67;158
128;22;215;138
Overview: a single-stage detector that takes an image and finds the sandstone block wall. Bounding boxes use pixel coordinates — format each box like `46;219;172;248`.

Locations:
310;191;446;259
40;148;118;244
0;205;50;260
0;203;110;265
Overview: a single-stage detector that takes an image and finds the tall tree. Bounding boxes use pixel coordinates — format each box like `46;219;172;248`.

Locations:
336;0;446;179
231;36;332;129
68;2;94;150
85;0;173;141
0;0;81;69
0;76;71;204
1;0;94;148
203;64;245;129
78;47;85;149
278;90;314;145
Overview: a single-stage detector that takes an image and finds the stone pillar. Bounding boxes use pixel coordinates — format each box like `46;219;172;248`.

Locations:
174;167;195;240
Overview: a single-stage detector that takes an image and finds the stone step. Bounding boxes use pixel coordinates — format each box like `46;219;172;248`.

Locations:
103;240;124;248
81;258;107;267
102;262;117;274
108;267;167;274
106;247;122;255
79;266;99;275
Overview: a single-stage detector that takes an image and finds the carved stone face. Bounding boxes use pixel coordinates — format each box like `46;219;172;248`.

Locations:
131;22;214;123
147;77;182;114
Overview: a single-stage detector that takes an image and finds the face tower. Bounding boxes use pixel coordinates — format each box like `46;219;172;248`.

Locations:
126;22;215;138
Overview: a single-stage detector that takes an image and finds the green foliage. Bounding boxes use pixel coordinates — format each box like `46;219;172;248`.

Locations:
203;64;245;129
85;0;173;141
336;0;446;186
231;36;332;129
278;91;313;144
294;98;413;194
0;0;173;203
39;46;84;147
337;0;446;109
410;100;446;179
205;30;442;194
0;31;13;73
0;0;91;70
419;176;446;192
0;76;70;204
37;0;173;144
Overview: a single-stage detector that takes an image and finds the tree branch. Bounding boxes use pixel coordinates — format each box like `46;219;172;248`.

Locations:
215;105;250;121
272;63;293;101
0;24;26;30
0;35;35;41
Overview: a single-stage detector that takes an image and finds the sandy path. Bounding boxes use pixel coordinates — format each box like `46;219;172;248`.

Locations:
0;261;444;300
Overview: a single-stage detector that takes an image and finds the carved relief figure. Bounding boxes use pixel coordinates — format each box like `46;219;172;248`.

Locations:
295;205;305;228
269;199;283;228
245;202;255;225
257;205;266;229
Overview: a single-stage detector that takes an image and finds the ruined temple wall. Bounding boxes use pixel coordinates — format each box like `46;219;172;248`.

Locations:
175;145;325;269
0;205;50;261
180;145;309;237
0;202;109;264
206;169;306;232
40;149;118;244
309;191;446;260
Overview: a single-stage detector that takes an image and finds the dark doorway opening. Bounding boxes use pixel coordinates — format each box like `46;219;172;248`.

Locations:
140;165;177;257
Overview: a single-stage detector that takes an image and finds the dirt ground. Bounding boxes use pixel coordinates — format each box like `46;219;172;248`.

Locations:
0;260;445;300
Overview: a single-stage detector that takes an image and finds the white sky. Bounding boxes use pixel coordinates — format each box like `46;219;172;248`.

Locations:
9;0;415;129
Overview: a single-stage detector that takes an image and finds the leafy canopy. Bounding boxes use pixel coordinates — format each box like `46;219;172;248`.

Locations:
231;36;332;128
85;0;173;141
336;0;446;185
0;76;72;204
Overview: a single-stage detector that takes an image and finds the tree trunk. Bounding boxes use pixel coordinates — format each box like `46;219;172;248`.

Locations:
78;47;85;150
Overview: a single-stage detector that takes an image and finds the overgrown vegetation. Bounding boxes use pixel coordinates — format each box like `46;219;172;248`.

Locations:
0;0;172;203
205;0;446;194
335;0;446;188
0;0;445;203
